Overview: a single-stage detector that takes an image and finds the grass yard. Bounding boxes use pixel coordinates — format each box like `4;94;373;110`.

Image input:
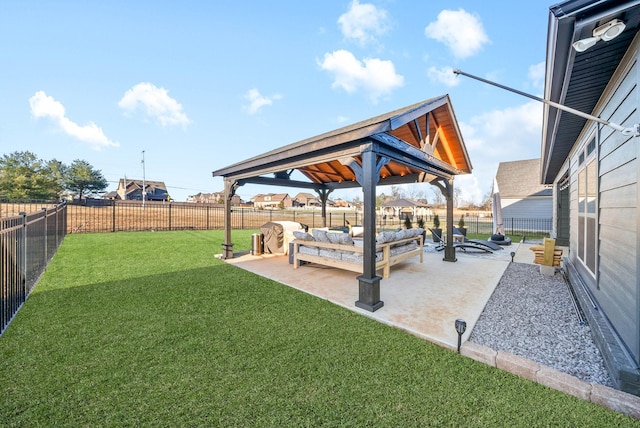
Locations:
1;230;637;426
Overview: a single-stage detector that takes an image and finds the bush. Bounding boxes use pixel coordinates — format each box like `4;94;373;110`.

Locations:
433;214;440;229
404;216;413;229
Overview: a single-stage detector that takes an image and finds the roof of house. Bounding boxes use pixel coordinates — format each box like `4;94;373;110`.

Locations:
380;198;429;208
253;193;289;203
212;95;471;191
495;158;552;198
119;179;168;192
293;192;317;200
542;0;640;183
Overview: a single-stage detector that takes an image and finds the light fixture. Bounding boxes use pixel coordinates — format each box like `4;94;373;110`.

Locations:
455;319;466;353
573;19;626;52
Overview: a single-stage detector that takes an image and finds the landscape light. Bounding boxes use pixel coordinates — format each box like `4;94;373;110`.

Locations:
455;319;466;353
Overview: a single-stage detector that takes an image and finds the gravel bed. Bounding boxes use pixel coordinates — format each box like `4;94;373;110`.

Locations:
469;262;613;387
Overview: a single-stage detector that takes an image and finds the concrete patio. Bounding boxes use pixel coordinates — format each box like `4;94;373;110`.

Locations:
224;241;533;350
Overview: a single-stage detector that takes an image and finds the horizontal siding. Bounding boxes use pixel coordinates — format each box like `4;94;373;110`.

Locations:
599;159;636;192
599;206;636;230
600;138;637;176
501;198;552;219
599;183;637;208
595;50;639;363
598;267;637;355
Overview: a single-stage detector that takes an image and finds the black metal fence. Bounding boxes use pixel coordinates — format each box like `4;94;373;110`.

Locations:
2;199;553;239
1;203;67;335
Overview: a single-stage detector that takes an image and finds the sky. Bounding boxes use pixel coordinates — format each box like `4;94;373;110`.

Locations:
1;0;553;204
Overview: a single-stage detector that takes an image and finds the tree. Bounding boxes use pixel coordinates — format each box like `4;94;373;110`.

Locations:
0;151;60;199
45;159;67;196
64;159;108;199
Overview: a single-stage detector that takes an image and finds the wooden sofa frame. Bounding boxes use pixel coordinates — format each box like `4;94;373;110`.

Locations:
292;235;423;279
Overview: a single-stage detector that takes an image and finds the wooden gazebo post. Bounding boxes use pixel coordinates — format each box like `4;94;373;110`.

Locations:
354;146;387;311
316;188;333;228
221;178;237;259
432;177;457;262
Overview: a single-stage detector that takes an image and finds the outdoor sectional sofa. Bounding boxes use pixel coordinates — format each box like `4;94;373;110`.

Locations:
292;228;424;278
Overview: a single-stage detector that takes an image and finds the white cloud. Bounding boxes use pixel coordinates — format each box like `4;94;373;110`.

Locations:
318;49;404;103
455;100;543;204
243;88;283;115
29;91;119;150
427;66;460;87
425;9;490;59
118;82;191;127
338;0;389;46
528;61;546;93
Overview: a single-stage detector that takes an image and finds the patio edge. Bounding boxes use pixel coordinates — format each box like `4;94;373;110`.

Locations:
460;341;640;419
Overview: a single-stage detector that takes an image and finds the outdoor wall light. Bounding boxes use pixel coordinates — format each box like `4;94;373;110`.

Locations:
455;319;466;353
573;19;626;52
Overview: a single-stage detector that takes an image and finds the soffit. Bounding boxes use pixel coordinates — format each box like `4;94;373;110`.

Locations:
542;0;640;183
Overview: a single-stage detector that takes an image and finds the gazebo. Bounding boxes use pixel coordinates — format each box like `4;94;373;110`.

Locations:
213;95;472;311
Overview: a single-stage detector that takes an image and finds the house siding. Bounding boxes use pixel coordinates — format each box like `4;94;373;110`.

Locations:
501;197;552;219
567;41;640;364
596;51;639;364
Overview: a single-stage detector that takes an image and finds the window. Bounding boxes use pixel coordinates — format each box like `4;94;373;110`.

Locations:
577;138;597;274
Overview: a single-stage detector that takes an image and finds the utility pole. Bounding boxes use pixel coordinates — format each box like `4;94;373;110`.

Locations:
141;150;146;208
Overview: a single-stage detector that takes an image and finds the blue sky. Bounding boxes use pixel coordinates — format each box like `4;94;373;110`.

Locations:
1;0;552;203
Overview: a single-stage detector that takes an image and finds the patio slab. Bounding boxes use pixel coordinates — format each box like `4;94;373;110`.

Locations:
223;243;522;350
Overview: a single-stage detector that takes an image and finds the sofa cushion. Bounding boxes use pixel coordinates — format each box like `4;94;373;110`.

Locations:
336;233;354;246
376;231;396;244
298;245;319;256
313;229;331;243
390;242;418;256
293;230;315;241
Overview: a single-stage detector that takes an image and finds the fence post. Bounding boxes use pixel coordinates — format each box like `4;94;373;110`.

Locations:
41;208;47;264
168;203;172;231
112;201;116;233
19;212;26;301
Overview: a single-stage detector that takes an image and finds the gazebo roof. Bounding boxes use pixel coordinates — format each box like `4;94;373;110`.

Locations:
213;95;471;189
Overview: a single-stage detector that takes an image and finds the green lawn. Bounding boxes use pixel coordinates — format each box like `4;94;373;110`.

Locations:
1;231;637;426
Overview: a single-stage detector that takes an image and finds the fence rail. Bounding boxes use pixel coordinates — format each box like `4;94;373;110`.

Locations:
3;199;552;239
1;203;67;335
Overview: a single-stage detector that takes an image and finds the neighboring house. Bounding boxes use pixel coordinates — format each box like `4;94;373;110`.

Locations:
332;198;352;208
103;191;118;200
251;193;292;209
379;198;431;220
493;159;553;219
292;192;321;208
187;192;242;205
543;0;640;395
114;179;169;201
